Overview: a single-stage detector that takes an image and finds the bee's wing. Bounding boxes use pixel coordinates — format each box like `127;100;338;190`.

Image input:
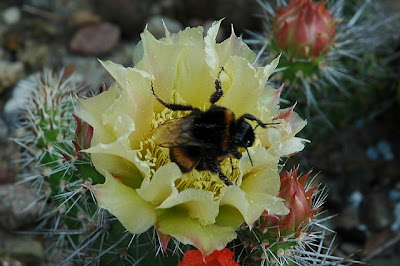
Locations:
152;115;204;148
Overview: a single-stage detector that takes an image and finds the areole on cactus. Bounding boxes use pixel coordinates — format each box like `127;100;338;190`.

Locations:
271;0;337;60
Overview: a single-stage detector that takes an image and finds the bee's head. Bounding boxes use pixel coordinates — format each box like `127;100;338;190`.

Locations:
232;120;255;148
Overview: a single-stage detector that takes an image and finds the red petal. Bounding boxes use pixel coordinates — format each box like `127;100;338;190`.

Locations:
156;227;171;254
277;103;296;120
298;170;311;187
72;114;82;133
178;250;206;266
179;249;240;266
216;248;240;266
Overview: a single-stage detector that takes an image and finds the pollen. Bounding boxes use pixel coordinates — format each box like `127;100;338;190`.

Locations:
138;108;182;177
137;138;170;176
175;157;241;200
137;108;243;201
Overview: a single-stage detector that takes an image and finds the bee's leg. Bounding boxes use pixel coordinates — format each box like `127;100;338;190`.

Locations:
230;149;242;159
241;113;280;128
151;81;200;112
210;161;233;186
218;171;233;186
196;157;233;186
210;67;225;104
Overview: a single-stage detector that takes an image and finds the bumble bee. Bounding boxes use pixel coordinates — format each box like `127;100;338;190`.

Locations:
151;68;275;186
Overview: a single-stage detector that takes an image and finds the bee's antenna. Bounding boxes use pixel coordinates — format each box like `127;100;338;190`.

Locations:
254;121;280;130
241;113;280;129
246;148;253;167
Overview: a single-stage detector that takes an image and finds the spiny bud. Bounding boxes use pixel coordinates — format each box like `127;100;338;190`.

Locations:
261;168;319;236
272;0;337;60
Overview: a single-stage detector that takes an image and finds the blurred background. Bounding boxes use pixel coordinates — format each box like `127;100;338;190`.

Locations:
0;0;399;265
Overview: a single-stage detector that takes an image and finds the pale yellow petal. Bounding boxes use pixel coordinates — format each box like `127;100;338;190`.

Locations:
259;85;282;121
220;56;261;117
157;209;237;256
85;137;150;187
239;147;280;196
137;163;181;206
219;147;286;225
204;19;223;76
89;171;156;234
279;137;309;157
215;205;244;228
176;26;204;45
90;153;143;189
99;60;127;90
284;109;307;136
216;27;256;66
101;109;135;142
266;108;309;157
99;60;155;143
133;40;144;65
157;188;219;225
125;68;154;141
173;34;214;108
257;55;281;89
218;185;248;224
135;30;183;112
244;192;289;226
74;89;117;145
219;146;288;226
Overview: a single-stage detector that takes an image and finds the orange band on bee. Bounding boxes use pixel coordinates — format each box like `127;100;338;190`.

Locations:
170;147;197;172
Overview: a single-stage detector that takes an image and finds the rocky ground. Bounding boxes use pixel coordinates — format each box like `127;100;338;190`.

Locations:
0;0;400;265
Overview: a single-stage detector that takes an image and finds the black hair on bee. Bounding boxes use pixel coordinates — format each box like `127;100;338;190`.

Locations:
151;68;278;186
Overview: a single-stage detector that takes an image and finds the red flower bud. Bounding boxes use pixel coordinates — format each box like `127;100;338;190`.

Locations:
272;0;337;60
260;168;319;236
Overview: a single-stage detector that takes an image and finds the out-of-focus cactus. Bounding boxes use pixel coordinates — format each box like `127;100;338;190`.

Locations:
250;0;399;129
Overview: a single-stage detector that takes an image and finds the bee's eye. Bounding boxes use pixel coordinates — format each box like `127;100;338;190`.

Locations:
232;121;255;148
245;137;254;147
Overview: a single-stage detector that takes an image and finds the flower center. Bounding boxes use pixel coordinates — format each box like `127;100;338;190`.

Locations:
137;108;242;200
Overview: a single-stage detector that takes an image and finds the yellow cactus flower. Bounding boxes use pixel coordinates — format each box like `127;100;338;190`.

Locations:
75;20;307;255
